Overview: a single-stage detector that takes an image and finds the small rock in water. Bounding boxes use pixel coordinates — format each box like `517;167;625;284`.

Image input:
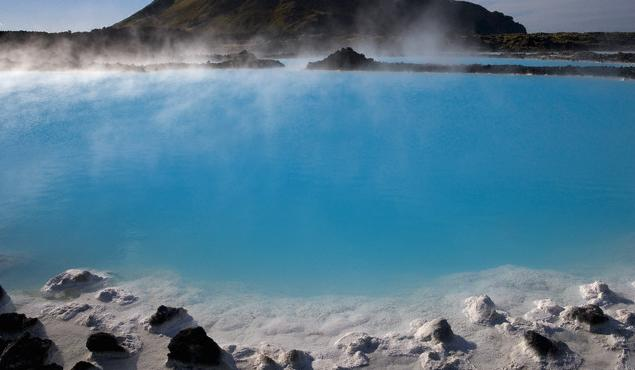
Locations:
524;330;559;357
580;281;632;306
149;305;188;326
0;333;59;370
565;304;609;326
463;295;506;326
86;332;127;353
71;361;100;370
415;318;455;344
147;305;194;335
95;287;137;305
41;269;108;299
0;312;39;335
167;326;222;368
306;48;377;70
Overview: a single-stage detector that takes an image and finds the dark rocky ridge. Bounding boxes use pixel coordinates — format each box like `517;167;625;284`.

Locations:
116;0;526;39
307;47;635;79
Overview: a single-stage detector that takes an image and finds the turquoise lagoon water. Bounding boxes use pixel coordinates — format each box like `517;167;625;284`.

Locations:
1;67;635;295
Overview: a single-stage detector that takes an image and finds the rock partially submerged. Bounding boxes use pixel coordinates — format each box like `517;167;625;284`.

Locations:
41;269;108;299
146;305;194;336
211;50;284;69
579;281;632;306
463;295;507;326
95;287;137;306
0;333;60;370
167;326;223;368
307;48;635;79
307;47;378;70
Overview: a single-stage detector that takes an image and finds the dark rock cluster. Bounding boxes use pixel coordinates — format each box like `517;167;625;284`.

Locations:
307;48;635;79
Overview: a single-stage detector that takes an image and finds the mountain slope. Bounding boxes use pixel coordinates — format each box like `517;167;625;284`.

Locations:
114;0;526;40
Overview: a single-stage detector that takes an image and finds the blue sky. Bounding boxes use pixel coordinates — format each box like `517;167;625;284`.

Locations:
0;0;634;33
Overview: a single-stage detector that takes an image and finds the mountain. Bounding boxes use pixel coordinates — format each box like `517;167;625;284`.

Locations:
114;0;526;42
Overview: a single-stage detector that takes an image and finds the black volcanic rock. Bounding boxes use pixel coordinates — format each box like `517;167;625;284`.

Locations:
0;333;58;370
149;305;187;326
430;319;454;343
71;361;100;370
567;305;609;325
0;285;5;300
167;327;222;367
0;313;39;334
307;48;378;70
524;330;559;357
86;332;126;353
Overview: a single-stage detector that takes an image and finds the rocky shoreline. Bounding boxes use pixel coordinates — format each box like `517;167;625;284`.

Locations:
307;48;635;79
3;267;635;369
0;50;284;72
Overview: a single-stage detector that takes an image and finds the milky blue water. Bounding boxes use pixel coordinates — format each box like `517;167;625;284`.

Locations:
1;67;635;295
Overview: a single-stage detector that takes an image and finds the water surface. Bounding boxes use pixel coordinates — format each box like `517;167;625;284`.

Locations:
1;69;634;295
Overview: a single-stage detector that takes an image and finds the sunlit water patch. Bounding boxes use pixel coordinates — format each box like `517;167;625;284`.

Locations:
1;70;634;296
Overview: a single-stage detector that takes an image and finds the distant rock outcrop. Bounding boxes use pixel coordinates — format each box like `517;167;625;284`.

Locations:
115;0;526;41
307;47;378;70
